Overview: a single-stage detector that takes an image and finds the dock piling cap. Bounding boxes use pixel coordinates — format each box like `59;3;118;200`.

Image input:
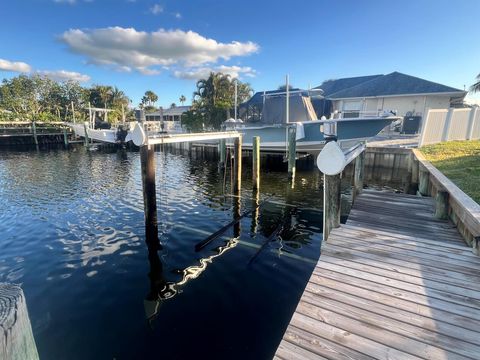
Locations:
132;123;147;146
317;141;346;175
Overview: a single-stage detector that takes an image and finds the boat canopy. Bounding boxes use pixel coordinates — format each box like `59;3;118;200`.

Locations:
262;94;318;124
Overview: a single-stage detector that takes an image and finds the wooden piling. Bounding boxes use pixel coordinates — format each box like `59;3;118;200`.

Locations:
252;136;260;190
323;173;341;241
233;136;242;193
140;145;160;250
410;154;419;193
63;128;69;148
31;121;38;146
250;188;260;236
233;192;241;238
83;121;89;147
353;150;365;200
218;139;226;171
435;190;449;219
418;167;430;196
287;126;296;180
0;283;39;360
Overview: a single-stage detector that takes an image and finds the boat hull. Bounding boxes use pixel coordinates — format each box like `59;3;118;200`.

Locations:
228;117;394;155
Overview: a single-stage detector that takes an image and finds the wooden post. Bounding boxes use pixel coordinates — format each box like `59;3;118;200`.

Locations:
252;136;260;190
233;191;241;238
0;283;39;360
323;173;341;241
63;128;69;148
233;136;242;193
287;126;296;180
353;150;365;199
83;121;89;147
140;145;161;251
435;190;449;219
71;101;76;124
31;121;38;146
411;155;419;185
218;139;226;171
250;188;260;236
418;167;430;196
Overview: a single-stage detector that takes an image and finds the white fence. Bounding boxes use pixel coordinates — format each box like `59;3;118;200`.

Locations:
419;107;480;146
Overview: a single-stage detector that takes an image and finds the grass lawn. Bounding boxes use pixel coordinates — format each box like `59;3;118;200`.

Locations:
421;141;480;203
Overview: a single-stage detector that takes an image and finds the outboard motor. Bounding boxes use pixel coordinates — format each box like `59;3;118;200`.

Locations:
116;125;129;143
94;116;111;129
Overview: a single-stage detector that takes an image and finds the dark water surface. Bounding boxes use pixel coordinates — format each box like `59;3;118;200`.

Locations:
0;147;324;360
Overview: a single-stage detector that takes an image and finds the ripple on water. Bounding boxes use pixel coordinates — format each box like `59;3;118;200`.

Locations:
0;148;324;360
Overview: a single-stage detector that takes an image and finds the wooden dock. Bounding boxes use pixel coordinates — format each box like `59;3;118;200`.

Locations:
275;189;480;360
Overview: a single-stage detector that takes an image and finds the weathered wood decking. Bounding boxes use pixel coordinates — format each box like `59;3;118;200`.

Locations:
275;189;480;360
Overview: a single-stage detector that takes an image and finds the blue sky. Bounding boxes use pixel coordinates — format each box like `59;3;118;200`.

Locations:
1;0;480;107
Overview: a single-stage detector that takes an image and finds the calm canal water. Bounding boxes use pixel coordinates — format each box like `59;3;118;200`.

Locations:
0;146;324;360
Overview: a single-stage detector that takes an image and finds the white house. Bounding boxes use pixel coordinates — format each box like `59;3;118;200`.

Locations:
315;72;466;119
145;105;191;122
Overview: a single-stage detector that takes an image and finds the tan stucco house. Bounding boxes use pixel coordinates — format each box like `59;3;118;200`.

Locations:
315;72;467;119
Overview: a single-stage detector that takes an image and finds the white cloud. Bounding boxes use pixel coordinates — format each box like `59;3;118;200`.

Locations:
0;58;32;73
35;70;91;83
60;27;259;75
149;4;163;15
53;0;94;4
0;58;90;83
174;65;256;80
175;12;182;19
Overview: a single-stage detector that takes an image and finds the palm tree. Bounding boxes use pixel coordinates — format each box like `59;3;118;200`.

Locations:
179;95;186;105
97;85;113;108
144;90;158;107
470;74;480;93
170;102;176;108
111;86;130;108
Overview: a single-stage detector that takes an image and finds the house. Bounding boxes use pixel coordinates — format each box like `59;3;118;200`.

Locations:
145;105;190;122
315;72;466;119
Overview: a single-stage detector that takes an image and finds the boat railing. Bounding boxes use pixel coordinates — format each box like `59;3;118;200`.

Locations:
142;120;183;133
0;121;70;135
338;110;394;119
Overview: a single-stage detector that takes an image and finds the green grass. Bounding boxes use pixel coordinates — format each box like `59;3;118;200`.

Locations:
421;141;480;203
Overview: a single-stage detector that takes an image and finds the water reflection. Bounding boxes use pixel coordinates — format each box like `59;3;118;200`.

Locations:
145;237;239;325
0;146;326;359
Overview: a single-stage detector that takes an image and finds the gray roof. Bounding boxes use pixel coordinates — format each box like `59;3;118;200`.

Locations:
314;75;382;97
317;72;465;99
146;105;190;117
163;105;190;116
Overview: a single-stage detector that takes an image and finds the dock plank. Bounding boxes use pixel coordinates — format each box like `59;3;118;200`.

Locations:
275;189;480;359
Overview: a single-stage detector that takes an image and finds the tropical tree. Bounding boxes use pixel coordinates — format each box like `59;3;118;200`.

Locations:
0;74;130;123
87;85;113;108
170;102;176;108
470;74;480;93
0;75;59;120
179;95;186;105
186;72;253;131
143;90;158;107
111;86;130;108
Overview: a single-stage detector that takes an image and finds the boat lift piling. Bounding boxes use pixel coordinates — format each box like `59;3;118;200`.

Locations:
317;122;366;241
132;110;243;251
83;122;89;147
287;126;297;181
252;136;260;190
218;138;226;171
233;137;242;193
